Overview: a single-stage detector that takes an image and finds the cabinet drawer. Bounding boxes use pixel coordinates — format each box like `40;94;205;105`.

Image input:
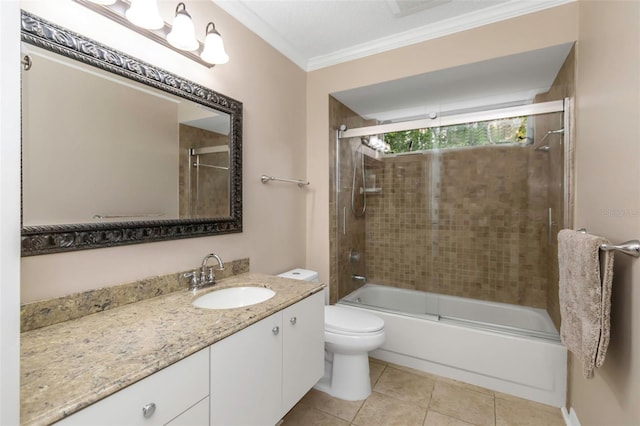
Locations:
165;397;209;426
57;348;209;425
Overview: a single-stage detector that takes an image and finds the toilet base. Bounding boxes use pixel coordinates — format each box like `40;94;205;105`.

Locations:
313;352;372;401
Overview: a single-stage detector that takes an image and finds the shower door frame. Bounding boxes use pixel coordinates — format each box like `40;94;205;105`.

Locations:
339;100;565;139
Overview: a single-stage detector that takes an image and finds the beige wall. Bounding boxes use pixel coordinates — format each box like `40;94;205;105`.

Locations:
570;1;640;424
20;0;307;302
306;2;579;290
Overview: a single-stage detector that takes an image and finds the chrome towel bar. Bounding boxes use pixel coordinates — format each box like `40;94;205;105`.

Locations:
260;174;309;187
577;228;640;258
93;213;164;219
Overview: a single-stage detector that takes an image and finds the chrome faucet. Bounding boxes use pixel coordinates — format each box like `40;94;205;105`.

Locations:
201;253;224;284
183;252;225;291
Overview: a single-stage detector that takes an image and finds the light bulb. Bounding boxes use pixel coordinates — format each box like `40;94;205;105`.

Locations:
200;22;229;64
125;0;164;30
167;2;199;51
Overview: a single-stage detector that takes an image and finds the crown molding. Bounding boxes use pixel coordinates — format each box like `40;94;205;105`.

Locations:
215;0;573;72
307;0;574;71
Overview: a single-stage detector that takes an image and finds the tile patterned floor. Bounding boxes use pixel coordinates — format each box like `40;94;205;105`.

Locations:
282;358;565;426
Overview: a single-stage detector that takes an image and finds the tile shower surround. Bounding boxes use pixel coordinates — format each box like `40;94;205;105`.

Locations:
364;146;550;308
329;96;554;309
332;55;574;311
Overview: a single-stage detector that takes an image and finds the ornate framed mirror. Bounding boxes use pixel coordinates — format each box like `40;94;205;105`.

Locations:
20;11;242;256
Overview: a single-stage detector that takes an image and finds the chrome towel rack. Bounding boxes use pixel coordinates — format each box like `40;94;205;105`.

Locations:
577;229;640;257
260;175;309;187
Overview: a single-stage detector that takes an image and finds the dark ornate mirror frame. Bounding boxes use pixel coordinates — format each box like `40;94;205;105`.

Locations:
20;11;243;256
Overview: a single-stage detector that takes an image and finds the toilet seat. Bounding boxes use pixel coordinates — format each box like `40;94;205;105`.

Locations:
325;305;384;335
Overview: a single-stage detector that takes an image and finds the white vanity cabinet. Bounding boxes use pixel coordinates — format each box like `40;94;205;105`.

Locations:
54;292;323;426
210;292;324;425
57;347;210;426
281;292;325;413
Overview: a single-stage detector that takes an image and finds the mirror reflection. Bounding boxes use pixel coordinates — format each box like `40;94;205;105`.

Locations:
20;9;242;256
22;46;231;226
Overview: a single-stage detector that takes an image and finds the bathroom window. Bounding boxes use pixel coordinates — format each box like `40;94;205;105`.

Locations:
383;116;528;154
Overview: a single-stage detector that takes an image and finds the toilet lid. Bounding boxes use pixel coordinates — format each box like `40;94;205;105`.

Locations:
325;305;384;334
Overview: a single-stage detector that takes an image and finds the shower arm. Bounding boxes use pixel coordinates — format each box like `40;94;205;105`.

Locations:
537;128;564;149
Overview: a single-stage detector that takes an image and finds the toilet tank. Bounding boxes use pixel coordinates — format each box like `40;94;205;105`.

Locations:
277;268;319;282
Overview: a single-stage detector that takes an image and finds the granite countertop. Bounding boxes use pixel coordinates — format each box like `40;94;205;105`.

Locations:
20;273;324;426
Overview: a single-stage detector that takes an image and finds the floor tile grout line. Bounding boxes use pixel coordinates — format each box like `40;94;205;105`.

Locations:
348;363;388;425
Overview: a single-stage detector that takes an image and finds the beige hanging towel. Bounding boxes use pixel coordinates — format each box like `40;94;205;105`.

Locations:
557;229;615;378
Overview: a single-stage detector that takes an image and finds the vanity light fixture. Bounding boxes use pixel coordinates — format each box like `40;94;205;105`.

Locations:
166;2;199;51
72;0;228;68
200;22;229;65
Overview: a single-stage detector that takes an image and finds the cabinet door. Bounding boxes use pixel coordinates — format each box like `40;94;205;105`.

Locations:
210;312;282;426
57;348;209;426
282;292;325;413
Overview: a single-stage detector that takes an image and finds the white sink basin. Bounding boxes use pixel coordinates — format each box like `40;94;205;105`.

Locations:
192;286;276;310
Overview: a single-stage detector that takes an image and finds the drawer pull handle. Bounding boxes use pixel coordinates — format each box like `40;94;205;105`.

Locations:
272;326;280;335
142;402;156;418
290;317;297;325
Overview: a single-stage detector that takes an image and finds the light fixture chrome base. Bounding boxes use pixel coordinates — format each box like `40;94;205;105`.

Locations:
72;0;214;68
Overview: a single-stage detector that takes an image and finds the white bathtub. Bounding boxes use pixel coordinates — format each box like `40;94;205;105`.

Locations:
338;284;567;407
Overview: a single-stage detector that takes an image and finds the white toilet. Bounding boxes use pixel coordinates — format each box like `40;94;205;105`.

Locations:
278;269;385;401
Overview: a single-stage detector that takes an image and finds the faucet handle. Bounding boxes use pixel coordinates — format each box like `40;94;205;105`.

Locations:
207;266;215;283
182;271;199;289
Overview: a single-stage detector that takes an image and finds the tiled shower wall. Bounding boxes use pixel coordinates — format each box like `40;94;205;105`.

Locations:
364;145;550;308
178;124;230;219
